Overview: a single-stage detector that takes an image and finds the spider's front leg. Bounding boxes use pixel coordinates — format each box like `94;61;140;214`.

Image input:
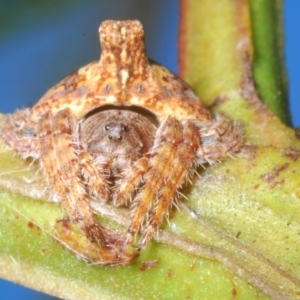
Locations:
37;108;108;246
119;117;201;250
1;109;39;158
198;114;243;162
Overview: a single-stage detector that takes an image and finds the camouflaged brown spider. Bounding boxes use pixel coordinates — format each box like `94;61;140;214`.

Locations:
1;20;243;264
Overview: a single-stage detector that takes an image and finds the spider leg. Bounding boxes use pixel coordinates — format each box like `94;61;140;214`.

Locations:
78;151;109;202
113;156;149;207
138;121;200;248
123;117;198;249
198;114;243;162
37;108;106;246
1;109;39;158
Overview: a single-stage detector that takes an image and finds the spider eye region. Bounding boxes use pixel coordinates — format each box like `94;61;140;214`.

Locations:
105;122;127;141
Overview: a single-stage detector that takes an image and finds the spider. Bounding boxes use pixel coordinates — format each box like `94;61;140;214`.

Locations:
1;20;243;264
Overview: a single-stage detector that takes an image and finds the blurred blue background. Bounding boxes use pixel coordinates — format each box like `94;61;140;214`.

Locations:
0;1;298;299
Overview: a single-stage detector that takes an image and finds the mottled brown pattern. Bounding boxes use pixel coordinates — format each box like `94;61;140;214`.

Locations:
260;163;289;188
140;259;160;271
1;20;243;265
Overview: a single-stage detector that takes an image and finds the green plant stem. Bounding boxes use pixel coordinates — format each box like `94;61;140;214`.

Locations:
248;0;290;125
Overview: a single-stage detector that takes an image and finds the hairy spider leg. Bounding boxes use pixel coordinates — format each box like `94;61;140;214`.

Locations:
122;117;198;248
199;114;243;162
1;109;39;158
138;120;200;248
78;151;109;202
37;108;106;245
113;156;149;207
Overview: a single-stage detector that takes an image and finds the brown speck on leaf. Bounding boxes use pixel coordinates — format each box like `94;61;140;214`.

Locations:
139;259;160;271
167;269;172;278
41;248;49;254
232;285;238;298
274;163;289;173
28;221;34;229
27;220;41;232
263;179;285;189
262;172;276;181
284;148;300;161
253;184;260;190
260;163;289;188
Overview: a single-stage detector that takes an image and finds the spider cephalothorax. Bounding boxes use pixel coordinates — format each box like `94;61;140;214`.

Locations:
1;20;243;264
